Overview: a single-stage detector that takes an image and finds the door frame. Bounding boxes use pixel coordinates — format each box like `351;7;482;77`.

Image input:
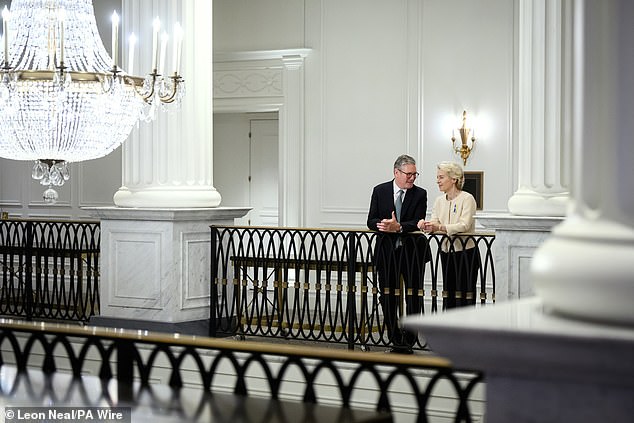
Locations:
213;49;310;227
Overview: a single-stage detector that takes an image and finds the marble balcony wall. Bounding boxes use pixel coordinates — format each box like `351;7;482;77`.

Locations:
477;215;564;301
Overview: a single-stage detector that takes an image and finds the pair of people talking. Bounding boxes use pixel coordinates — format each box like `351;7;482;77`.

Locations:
367;154;480;353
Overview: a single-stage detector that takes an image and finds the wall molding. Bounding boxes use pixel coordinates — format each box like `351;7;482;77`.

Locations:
213;49;311;227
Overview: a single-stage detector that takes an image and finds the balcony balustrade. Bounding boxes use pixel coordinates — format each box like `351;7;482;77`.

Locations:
0;218;100;321
210;226;495;350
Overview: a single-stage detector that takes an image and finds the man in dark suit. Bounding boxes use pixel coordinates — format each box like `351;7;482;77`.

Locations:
367;154;428;353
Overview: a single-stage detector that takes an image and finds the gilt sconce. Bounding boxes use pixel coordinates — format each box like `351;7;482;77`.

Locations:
451;110;476;166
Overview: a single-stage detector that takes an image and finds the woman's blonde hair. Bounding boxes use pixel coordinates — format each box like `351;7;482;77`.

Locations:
437;161;465;189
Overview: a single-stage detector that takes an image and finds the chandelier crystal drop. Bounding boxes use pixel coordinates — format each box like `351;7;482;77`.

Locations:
0;0;185;203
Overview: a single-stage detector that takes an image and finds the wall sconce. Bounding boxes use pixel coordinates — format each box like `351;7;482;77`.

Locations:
451;110;476;166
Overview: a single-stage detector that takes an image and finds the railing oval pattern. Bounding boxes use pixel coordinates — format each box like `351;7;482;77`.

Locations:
210;226;495;350
0;219;100;321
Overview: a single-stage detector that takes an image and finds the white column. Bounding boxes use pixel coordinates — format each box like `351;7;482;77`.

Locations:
114;0;221;208
279;55;305;227
507;0;572;216
532;0;634;324
87;1;251;327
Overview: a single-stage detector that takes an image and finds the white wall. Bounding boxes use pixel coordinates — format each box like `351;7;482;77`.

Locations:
420;0;515;213
213;0;516;228
213;0;305;51
305;0;413;227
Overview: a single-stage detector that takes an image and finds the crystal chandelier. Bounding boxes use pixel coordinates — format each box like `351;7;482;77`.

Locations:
0;0;185;203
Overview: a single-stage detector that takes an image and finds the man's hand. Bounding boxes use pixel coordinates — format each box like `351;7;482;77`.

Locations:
377;211;401;233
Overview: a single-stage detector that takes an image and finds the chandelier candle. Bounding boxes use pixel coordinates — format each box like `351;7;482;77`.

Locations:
152;17;160;71
173;23;183;75
58;9;65;64
111;11;119;69
2;6;8;65
0;0;185;204
159;32;168;75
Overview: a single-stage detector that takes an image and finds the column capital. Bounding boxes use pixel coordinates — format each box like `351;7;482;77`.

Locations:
282;54;306;70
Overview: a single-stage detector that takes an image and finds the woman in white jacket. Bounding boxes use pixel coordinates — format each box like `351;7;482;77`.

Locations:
417;161;480;309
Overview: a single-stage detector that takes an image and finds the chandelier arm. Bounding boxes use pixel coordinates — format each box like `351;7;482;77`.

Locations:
95;73;113;94
140;73;158;103
158;76;184;104
124;75;144;100
121;75;151;99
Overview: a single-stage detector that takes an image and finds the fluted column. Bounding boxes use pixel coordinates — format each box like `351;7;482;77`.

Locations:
279;55;305;227
114;0;221;208
507;0;572;216
85;1;250;327
532;0;634;324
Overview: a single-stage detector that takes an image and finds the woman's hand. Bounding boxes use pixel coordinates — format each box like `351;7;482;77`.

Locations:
418;220;440;233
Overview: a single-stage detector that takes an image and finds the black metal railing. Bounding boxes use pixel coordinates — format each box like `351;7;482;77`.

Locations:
0;319;484;422
210;226;495;350
0;218;100;321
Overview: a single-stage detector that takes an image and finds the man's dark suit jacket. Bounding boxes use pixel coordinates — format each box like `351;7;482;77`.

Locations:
366;180;429;345
367;180;427;233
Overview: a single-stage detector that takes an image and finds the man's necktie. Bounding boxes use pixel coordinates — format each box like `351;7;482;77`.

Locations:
395;189;403;222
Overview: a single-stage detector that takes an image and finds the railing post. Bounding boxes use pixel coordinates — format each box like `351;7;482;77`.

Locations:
25;221;34;321
93;223;101;318
116;338;135;402
346;231;357;350
209;225;218;337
